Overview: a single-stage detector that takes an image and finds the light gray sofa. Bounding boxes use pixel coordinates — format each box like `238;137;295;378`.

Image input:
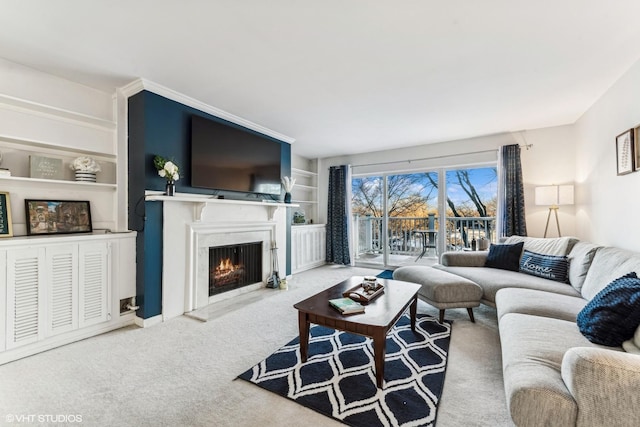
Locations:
433;236;640;427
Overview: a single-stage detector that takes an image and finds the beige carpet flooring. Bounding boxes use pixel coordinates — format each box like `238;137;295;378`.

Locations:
0;265;513;426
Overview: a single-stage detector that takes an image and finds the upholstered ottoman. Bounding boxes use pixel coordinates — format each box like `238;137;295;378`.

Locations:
393;266;483;322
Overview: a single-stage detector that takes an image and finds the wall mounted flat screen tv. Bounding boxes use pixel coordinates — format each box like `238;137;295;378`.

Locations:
191;115;282;195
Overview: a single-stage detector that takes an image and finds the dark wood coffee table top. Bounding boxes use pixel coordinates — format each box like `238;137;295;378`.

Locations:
294;276;421;388
294;276;421;326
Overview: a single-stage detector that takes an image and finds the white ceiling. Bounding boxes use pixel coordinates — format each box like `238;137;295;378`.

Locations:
1;1;640;159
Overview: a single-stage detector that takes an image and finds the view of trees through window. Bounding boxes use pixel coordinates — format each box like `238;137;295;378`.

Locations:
351;166;497;257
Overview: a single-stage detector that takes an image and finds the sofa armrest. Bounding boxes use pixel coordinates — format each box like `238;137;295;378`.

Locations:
561;347;640;426
440;251;488;267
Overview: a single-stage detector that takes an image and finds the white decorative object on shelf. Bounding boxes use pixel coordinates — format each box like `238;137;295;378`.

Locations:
70;156;101;182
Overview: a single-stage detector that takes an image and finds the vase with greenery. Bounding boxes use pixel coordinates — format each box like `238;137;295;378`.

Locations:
154;155;180;196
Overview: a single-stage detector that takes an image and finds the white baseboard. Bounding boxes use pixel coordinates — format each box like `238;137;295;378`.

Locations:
134;314;163;328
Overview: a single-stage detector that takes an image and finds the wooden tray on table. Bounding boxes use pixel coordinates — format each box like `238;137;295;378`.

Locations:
343;281;385;305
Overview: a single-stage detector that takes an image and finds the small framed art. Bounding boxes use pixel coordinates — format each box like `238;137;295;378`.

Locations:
25;199;92;236
616;128;635;175
0;192;13;237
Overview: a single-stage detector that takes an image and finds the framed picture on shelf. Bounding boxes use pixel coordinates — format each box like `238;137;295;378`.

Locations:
0;192;13;238
616;128;635;175
25;199;92;236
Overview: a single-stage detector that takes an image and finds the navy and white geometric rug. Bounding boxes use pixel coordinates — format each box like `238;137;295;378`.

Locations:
376;269;395;280
238;314;451;427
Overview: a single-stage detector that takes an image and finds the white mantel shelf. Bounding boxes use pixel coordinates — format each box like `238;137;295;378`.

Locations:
145;191;299;221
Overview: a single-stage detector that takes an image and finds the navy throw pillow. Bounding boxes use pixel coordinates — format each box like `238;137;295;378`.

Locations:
485;242;524;271
577;272;640;347
519;250;569;283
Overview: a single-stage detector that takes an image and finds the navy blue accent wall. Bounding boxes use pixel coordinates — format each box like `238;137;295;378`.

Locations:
128;90;292;318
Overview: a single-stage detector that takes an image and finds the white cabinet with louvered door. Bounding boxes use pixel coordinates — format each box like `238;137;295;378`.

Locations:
6;248;46;350
79;242;110;327
46;245;79;337
0;232;135;364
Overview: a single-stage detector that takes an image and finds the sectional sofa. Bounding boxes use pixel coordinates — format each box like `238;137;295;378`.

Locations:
412;236;640;426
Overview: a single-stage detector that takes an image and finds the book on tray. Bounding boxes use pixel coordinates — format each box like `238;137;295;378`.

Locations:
329;297;365;314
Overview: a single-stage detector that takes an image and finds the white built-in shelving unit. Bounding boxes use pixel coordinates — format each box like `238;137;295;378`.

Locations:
0;58;136;364
290;157;326;273
291;167;319;224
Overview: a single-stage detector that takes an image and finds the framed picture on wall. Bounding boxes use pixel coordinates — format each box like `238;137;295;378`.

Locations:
616;128;635;175
24;199;92;236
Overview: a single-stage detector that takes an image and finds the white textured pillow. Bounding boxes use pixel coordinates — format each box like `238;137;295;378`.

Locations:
622;325;640;354
504;236;578;256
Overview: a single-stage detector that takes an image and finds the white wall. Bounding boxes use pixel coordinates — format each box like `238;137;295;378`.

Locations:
318;128;577;238
519;125;576;238
574;59;640;251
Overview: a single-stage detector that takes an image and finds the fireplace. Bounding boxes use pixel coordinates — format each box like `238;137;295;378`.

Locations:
157;196;286;320
209;241;263;296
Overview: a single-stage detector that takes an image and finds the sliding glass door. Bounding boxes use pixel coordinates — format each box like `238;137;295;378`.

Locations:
443;167;497;251
351;172;438;267
351;166;497;268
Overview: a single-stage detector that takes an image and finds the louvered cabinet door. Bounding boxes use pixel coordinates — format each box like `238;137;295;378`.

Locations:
78;242;110;327
46;245;78;336
6;248;46;350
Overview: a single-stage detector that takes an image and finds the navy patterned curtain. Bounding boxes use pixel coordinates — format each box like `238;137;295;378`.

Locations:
326;165;351;265
500;144;527;237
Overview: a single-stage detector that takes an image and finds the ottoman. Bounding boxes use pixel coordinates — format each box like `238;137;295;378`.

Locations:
393;266;483;322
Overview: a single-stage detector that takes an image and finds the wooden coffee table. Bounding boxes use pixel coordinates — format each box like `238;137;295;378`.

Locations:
293;276;421;388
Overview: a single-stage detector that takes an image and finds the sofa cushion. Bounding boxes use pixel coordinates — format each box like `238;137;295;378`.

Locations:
581;247;640;301
567;241;601;292
519;250;569;283
504;235;578;256
496;288;586;322
434;265;581;305
577;272;640;347
485;242;524;271
499;313;598;427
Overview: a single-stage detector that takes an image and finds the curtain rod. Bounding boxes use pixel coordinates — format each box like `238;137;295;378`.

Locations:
345;144;532;169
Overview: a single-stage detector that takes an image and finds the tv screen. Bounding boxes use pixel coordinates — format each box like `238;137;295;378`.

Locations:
191;115;282;195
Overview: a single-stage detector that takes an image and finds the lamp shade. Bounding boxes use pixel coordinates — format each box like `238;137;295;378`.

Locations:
535;185;574;206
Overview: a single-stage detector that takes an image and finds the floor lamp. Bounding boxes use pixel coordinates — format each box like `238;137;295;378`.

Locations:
535;185;574;238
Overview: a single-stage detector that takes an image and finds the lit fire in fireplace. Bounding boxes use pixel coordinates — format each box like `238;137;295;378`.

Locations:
213;258;244;286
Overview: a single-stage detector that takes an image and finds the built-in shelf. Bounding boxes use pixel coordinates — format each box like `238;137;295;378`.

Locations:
294;184;317;191
0;175;116;189
291;167;317;178
0;93;116;131
291;166;319;223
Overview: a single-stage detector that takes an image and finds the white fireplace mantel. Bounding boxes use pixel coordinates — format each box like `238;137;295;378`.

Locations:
146;191;298;221
147;191;291;321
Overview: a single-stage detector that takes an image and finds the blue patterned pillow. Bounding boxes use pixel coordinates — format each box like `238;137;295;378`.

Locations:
485;242;524;271
519;250;569;283
577;272;640;347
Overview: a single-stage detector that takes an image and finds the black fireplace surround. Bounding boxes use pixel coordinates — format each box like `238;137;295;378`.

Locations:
209;241;262;296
